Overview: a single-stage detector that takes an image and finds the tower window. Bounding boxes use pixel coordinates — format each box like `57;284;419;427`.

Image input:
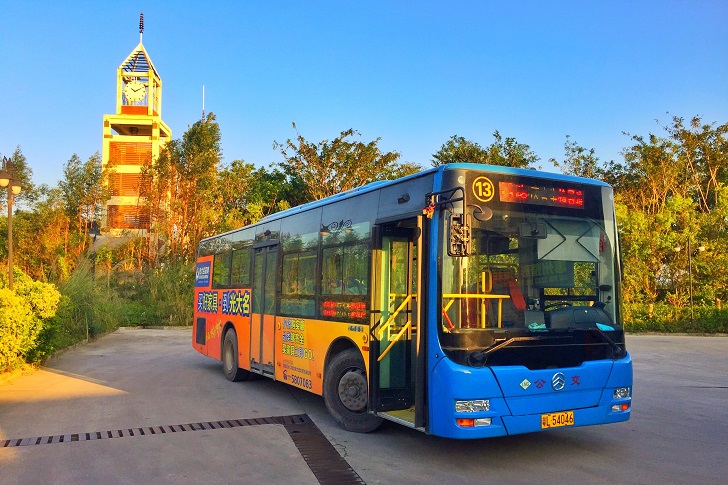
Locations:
108;142;152;166
107;205;150;230
110;173;141;197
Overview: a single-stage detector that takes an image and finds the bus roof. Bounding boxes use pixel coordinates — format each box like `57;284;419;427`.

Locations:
201;163;610;243
261;163;609;221
443;162;611;188
257;168;436;224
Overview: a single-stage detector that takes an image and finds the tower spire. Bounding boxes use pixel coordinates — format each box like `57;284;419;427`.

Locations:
139;12;144;43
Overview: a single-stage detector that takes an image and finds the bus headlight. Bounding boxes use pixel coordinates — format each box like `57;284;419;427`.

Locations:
455;399;490;413
613;387;631;399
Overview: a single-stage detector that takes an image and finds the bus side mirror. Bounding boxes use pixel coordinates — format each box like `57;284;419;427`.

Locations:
448;213;472;257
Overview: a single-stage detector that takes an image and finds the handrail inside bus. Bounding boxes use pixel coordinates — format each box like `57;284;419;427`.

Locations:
376;294;416;340
442;293;511;329
377;321;413;362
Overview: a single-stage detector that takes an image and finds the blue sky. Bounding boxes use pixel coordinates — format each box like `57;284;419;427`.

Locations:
1;1;726;187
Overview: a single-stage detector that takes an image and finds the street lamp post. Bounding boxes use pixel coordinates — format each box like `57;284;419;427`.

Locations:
0;156;22;291
688;238;694;326
676;238;706;327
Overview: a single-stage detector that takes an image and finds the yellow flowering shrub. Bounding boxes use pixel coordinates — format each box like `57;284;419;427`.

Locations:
0;270;61;371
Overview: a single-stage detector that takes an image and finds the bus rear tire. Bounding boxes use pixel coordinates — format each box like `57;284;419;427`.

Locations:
222;328;250;382
323;349;383;433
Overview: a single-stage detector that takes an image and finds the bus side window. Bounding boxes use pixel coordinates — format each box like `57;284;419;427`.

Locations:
344;244;368;295
213;252;232;288
231;248;251;286
281;250;318;317
320;242;369;321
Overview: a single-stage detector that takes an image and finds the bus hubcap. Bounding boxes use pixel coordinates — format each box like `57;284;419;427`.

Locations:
338;369;367;412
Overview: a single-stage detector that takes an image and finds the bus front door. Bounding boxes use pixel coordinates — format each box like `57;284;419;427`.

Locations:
371;223;422;427
251;244;278;377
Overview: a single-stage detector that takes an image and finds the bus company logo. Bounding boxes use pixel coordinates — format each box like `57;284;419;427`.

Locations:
221;290;251;317
552;372;566;391
195;262;211;287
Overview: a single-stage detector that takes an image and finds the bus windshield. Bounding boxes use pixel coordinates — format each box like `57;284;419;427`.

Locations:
438;181;624;369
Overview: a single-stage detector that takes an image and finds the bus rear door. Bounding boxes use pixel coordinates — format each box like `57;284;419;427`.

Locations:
251;243;278;377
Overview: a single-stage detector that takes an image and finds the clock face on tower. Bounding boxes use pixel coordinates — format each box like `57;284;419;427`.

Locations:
124;80;146;103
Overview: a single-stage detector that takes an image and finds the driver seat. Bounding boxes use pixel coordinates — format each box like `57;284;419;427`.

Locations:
488;269;526;327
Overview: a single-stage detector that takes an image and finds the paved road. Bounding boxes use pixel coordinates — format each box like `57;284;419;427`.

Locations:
1;329;726;484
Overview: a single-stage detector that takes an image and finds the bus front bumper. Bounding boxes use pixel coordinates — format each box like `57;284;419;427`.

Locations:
430;403;631;439
428;355;632;439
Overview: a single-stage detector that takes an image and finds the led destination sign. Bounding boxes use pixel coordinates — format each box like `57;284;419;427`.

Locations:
498;181;584;209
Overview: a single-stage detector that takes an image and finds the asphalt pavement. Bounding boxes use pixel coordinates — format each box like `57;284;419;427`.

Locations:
1;328;726;484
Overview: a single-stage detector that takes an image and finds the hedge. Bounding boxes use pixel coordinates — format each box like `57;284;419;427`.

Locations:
0;270;61;371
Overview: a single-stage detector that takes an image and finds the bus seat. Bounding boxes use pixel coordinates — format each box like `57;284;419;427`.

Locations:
508;279;527;311
487;268;526;327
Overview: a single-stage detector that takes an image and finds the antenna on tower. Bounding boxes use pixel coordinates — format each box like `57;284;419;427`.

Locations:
202;85;205;120
139;13;144;43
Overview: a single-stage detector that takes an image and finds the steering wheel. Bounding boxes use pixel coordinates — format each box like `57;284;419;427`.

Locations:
544;302;573;310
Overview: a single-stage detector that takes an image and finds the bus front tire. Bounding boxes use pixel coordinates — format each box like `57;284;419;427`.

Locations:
323;349;383;433
222;329;250;382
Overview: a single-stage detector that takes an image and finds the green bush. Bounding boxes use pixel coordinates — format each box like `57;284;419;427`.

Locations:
624;302;728;333
145;262;194;326
25;259;194;366
116;298;152;326
29;262;125;362
0;269;61;371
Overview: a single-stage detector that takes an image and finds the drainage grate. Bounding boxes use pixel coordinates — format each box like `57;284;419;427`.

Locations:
1;414;364;484
0;414;306;448
284;416;365;485
1;414;308;449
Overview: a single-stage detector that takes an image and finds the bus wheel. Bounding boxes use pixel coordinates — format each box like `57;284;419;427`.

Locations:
222;329;250;382
323;349;383;433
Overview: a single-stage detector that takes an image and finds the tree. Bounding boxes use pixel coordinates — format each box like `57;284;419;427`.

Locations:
0;147;37;211
431;135;489;166
550;136;604;179
12;185;74;281
141;113;222;263
275;124;420;202
215;160;291;232
605;116;728;215
665;116;728;213
606;115;728;311
604;132;683;215
432;131;539;168
58;153;104;236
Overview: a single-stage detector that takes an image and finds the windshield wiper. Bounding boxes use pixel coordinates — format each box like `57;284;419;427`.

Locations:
566;326;626;359
467;335;564;367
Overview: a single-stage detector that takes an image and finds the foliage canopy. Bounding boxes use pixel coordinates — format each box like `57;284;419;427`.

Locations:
1;112;726;375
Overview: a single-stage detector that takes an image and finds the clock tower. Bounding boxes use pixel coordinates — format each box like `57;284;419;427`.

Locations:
102;14;172;234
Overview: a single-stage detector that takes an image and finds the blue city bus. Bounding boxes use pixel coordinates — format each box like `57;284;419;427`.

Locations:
193;163;632;438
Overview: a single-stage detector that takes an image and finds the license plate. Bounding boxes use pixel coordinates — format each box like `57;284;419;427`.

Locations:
541;411;574;429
